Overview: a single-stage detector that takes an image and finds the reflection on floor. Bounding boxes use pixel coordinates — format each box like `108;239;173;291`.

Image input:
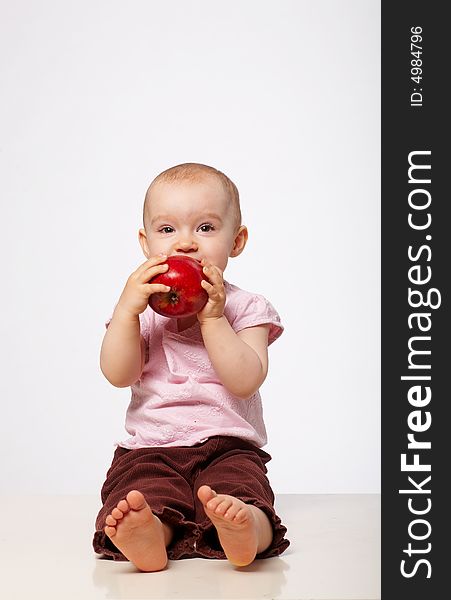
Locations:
1;494;380;600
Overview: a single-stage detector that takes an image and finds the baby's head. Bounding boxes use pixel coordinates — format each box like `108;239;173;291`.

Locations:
139;163;248;272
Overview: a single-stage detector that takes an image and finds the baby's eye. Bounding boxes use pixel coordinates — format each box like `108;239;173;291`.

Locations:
159;226;174;234
198;223;215;232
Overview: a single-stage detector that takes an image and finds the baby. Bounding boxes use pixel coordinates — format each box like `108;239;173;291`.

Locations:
93;162;290;571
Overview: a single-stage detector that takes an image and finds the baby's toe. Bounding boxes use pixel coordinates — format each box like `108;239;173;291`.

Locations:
215;498;233;515
104;525;116;537
117;499;129;514
105;514;117;526
112;507;123;520
126;490;147;511
223;503;241;520
198;485;217;506
234;507;248;523
206;497;222;511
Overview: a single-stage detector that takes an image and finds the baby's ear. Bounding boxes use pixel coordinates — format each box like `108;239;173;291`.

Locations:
230;225;248;257
138;228;150;258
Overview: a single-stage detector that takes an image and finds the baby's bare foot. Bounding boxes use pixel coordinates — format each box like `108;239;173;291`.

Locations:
197;485;266;567
104;490;168;572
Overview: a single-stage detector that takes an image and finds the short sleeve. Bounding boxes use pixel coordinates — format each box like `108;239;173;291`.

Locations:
105;305;153;343
232;294;284;345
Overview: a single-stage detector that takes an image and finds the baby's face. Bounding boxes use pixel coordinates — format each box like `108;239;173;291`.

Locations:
141;177;241;272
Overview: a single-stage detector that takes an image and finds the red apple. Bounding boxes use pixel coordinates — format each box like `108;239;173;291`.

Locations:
148;255;209;318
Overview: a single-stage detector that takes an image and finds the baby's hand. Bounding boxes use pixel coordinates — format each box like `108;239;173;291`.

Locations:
116;254;171;317
197;259;226;324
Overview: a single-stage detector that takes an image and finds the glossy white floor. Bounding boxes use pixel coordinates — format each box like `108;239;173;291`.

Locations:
1;494;380;600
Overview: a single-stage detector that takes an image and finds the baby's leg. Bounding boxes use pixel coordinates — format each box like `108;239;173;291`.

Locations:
193;440;290;565
104;490;173;572
197;485;273;566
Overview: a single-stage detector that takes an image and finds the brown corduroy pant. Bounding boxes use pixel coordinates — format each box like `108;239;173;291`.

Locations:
93;435;290;560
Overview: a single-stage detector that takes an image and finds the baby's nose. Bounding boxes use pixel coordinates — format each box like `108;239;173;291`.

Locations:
174;239;198;252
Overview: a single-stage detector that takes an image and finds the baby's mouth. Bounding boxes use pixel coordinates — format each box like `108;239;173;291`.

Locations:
173;254;202;263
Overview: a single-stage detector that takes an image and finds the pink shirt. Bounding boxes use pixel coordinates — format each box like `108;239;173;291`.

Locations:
106;281;284;449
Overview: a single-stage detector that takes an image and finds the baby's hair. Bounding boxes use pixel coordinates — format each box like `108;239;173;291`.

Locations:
143;162;242;231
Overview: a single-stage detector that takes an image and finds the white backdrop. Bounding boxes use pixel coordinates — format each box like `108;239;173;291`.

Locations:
0;0;380;494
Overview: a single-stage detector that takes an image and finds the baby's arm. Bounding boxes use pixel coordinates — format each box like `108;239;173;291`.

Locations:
200;317;270;399
100;308;145;387
100;254;170;387
198;260;270;400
